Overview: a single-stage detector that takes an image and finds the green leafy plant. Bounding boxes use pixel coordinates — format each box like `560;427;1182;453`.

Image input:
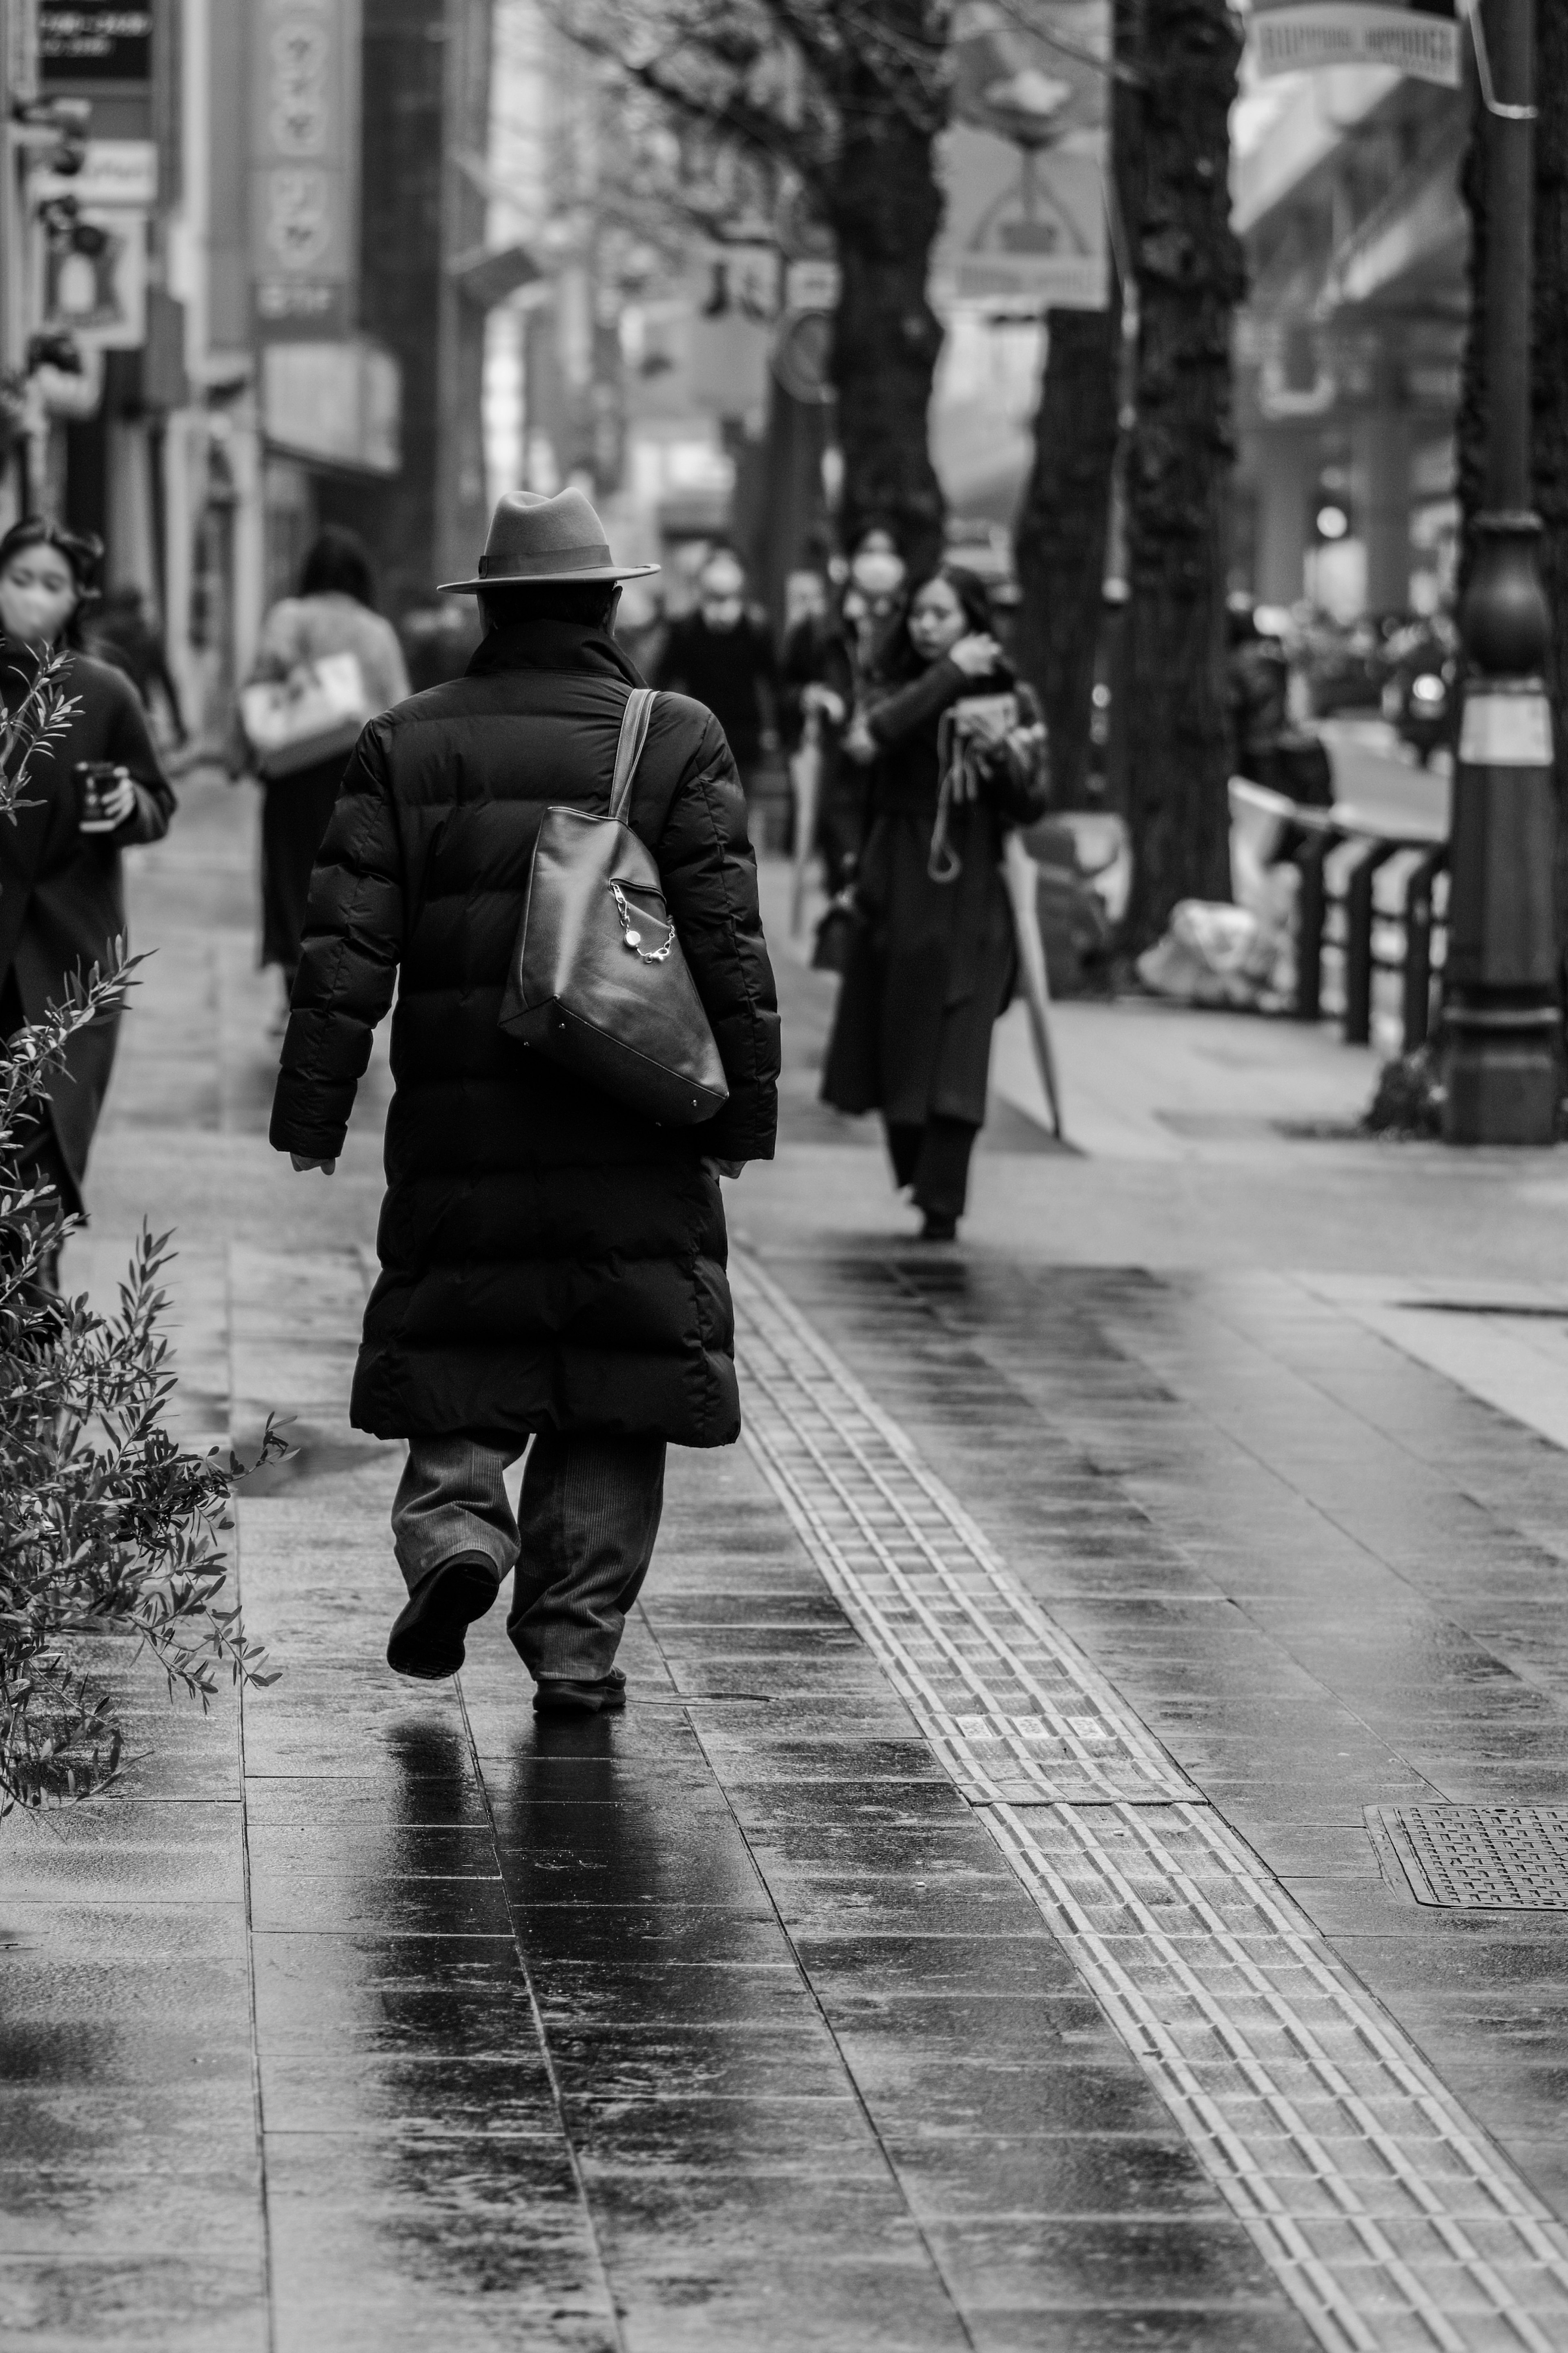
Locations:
0;669;280;1814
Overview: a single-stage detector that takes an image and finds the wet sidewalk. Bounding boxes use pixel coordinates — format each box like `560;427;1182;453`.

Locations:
6;774;1568;2351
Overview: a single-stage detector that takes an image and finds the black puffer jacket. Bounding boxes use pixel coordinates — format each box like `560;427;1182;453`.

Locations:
269;619;780;1448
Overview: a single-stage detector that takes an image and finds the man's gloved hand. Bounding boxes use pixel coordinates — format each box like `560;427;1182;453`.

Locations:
290;1154;337;1174
703;1157;744;1181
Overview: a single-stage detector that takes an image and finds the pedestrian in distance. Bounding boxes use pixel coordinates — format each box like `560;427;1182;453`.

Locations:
840;525;908;682
269;488;780;1715
780;569;861;895
0;517;175;1268
233;526;410;1028
821;564;1048;1242
85;582;188;750
654;546;780;827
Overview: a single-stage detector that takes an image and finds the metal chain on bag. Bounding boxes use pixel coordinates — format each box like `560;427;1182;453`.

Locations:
608;879;676;964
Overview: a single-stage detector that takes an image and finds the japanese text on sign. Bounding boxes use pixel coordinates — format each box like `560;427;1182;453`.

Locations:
249;0;361;341
1249;1;1460;87
39;2;150;81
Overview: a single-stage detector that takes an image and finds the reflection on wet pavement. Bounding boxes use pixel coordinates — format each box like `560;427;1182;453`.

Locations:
13;1236;1568;2346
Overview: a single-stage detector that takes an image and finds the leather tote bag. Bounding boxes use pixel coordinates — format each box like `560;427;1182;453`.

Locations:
498;687;730;1127
240;651;371;779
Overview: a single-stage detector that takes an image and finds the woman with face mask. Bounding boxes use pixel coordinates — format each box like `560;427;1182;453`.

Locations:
821;563;1048;1241
0;518;175;1266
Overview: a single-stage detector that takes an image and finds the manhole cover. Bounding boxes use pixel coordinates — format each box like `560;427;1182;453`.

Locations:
1370;1806;1568;1910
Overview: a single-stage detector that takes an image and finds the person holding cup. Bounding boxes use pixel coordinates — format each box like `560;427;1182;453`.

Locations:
0;518;174;1257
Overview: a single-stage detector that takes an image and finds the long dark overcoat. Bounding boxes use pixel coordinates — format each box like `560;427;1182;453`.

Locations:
0;642;174;1206
269;618;780;1450
822;654;1047;1129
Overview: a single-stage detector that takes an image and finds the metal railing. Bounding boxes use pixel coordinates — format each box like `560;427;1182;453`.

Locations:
1290;808;1449;1052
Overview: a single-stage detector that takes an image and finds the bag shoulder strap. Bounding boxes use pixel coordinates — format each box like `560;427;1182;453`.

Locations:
608;687;656;825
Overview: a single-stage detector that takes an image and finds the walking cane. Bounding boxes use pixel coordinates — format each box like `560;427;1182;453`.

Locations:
789;709;822;939
1001;830;1065;1142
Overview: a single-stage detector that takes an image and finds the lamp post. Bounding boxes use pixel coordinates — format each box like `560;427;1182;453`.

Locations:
1443;0;1558;1145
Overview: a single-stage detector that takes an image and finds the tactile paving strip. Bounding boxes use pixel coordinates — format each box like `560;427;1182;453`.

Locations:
733;1253;1568;2353
1374;1807;1568;1911
731;1255;1189;1804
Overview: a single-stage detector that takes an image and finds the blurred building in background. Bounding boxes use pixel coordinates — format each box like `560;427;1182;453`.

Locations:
483;0;829;637
0;0;528;735
0;1;1474;729
1232;65;1466;622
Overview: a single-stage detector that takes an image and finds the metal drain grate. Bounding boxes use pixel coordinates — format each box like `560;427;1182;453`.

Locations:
1374;1806;1568;1910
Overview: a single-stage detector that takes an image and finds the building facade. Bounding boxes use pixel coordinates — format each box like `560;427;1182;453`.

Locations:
1;0;507;738
1232;63;1467;621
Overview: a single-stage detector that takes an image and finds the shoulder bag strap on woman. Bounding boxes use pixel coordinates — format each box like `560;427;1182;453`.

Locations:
608;687;657;823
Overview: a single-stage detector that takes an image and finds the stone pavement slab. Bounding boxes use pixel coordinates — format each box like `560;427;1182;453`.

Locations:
8;774;1568;2350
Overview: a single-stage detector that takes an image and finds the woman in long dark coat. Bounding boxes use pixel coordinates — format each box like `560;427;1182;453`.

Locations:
822;564;1048;1240
236;527;409;1023
0;517;174;1242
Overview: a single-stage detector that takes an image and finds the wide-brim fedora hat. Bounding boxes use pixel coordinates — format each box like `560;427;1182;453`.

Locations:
439;488;659;594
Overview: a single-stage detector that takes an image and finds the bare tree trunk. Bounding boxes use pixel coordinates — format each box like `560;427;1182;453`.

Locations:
1115;0;1245;952
1013;301;1123;808
1456;56;1488;605
828;29;947;575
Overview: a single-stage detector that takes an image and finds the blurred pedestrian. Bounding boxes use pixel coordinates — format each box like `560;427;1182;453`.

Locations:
654;547;779;810
235;527;410;1026
780;570;860;892
842;526;907;677
1227;595;1291;790
0;518;175;1260
821;564;1047;1242
85;583;187;748
270;488;780;1713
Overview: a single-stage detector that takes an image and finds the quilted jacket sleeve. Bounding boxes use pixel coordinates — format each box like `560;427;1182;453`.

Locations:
653;713;780;1163
268;718;403;1160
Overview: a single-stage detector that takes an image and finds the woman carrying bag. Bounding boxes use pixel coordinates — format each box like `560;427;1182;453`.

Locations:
0;517;175;1257
234;527;410;1023
821;564;1048;1242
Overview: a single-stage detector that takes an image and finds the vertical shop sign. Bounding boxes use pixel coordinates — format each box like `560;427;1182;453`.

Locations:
250;0;361;340
5;0;42;104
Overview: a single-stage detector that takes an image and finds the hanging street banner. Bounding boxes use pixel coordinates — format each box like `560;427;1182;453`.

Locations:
936;0;1111;315
1249;0;1460;87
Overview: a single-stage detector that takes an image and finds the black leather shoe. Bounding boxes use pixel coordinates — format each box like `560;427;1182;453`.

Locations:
918;1211;958;1242
387;1556;499;1681
533;1675;627;1717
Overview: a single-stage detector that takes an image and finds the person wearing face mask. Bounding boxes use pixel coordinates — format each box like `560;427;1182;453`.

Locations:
654;548;779;816
821;564;1048;1241
0;518;175;1263
843;527;908;677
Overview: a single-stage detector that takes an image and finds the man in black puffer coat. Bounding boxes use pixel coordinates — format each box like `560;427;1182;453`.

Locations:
270;489;780;1712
